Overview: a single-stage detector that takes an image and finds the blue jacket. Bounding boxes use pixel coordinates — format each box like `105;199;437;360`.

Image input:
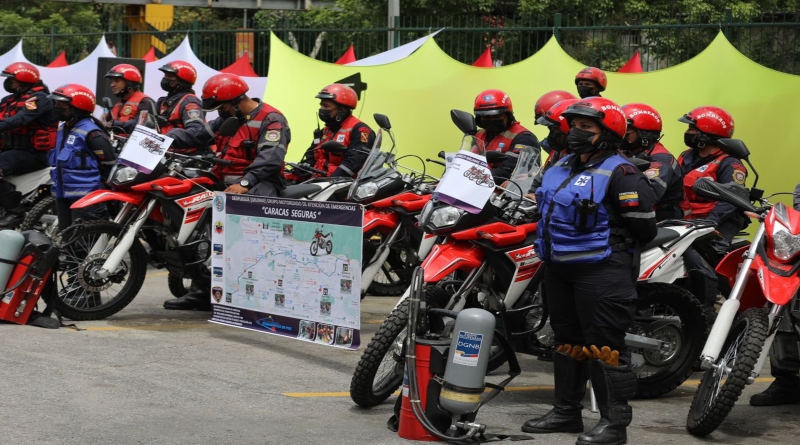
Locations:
50;118;103;199
535;153;632;263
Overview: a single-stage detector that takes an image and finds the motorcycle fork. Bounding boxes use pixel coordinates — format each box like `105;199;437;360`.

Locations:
94;199;157;279
86;202;138;258
700;222;765;368
361;222;403;292
444;262;488;314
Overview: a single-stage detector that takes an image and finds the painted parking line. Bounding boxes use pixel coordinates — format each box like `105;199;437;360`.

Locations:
282;378;776;399
71;323;219;332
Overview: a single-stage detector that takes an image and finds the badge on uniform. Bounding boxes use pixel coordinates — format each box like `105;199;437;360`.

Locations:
187;109;201;119
265;130;280;142
644;168;659;179
24;98;37;110
574;175;592;187
618;191;640;207
336;134;346;143
696;165;709;173
732;169;746;184
122;105;133;116
360;131;369;143
66;135;76;145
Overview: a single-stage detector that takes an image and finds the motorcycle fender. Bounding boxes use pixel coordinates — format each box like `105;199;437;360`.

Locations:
755;256;800;306
71;189;147;209
363;208;399;233
715;245;750;289
420;241;484;283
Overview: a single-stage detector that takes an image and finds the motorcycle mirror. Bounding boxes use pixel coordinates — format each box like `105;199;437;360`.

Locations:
715;138;750;160
321;141;347;154
485;151;508;164
218;117;240;137
450;109;477;135
101;97;114;110
373;113;391;131
437;151;446;159
628;157;651;172
136;111;158;130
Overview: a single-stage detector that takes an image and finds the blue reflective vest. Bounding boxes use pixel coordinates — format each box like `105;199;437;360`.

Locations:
535;153;630;264
49;118;103;199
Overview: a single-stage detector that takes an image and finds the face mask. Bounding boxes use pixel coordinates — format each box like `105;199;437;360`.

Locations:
545;128;565;153
160;78;175;93
3;78;15;94
479;119;506;135
52;107;69;121
620;135;639;154
684;133;700;148
577;86;595;99
318;108;338;126
567;127;598;155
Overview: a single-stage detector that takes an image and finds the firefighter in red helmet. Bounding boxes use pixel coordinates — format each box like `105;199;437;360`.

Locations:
473;89;540;183
163;73;291;312
575;67;607;99
155;60;210;154
102;63;157;134
296;83;375;180
0;62;59;228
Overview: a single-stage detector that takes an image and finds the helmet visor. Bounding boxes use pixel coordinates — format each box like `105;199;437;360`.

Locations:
202;98;224;112
474;108;506;117
677;114;695;125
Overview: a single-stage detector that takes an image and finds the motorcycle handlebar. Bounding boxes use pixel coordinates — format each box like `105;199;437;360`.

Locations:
287;162;328;176
168;152;235;167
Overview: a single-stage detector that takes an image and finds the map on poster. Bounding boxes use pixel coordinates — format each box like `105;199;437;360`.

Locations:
210;193;363;350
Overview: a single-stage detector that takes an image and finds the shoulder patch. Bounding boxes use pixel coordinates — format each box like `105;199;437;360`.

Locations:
265;130;280;142
643;167;659;179
187;109;201;119
618;191;640;207
732;169;746;184
24;98;37;110
360;129;370;144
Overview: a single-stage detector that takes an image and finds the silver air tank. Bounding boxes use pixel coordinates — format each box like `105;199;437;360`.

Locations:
439;308;496;416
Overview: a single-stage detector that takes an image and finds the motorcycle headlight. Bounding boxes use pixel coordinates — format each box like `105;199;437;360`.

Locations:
772;223;800;261
111;166;138;185
354;181;379;200
430;206;465;229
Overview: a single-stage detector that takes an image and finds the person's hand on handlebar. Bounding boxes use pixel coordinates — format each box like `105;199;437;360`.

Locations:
225;184;249;194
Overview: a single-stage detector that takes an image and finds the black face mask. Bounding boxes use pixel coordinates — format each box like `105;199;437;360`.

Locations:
3;78;16;94
479;119;506;135
52;107;70;121
318;108;338;126
620;135;639;154
160;78;176;93
567;128;599;155
684;133;701;148
544;128;565;153
577;86;596;99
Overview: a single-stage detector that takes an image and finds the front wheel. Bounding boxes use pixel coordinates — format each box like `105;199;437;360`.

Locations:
631;283;708;398
686;307;769;436
310;241;318;256
53;220;147;320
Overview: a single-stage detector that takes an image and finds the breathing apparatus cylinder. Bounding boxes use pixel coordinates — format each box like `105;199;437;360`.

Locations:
439;308;496;416
0;230;25;291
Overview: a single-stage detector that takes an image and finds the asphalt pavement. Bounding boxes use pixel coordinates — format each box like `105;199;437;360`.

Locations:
1;269;799;445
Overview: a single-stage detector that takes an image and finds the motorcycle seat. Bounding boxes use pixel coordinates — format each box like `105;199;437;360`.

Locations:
281;183;322;199
642;227;681;251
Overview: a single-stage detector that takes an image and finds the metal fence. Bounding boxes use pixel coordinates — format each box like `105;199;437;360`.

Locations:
1;10;799;76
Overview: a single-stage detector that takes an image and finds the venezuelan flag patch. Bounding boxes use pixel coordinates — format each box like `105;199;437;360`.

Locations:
618;191;639;208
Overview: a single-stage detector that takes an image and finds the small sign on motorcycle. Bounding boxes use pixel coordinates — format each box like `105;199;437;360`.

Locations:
118;125;174;174
433;150;495;213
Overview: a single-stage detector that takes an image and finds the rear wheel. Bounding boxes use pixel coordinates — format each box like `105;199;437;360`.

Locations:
365;229;417;297
19;196;58;236
686;308;768;436
53;220;147;320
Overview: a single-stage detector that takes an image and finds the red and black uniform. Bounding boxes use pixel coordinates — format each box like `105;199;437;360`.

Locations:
210;99;290;197
156;89;210;154
678;147;747;234
640;142;684;221
110;90;157;134
301;114;375;178
474;121;540;183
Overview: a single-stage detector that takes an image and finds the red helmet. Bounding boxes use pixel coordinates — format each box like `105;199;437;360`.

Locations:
49;84;96;113
315;83;357;109
105;64;142;84
159;60;197;85
621;103;662;132
678;106;734;138
1;62;40;84
562;97;626;139
534;90;577;119
474;89;513;116
537;98;579;134
574;67;607;92
201;73;249;110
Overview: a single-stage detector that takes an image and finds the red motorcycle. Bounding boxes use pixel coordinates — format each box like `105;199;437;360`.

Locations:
310;228;333;256
687;139;800;436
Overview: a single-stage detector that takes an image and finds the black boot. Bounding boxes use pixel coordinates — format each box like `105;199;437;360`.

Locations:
576;360;637;445
521;351;588;433
688;269;718;327
750;375;800;406
0;191;24;229
163;270;212;311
